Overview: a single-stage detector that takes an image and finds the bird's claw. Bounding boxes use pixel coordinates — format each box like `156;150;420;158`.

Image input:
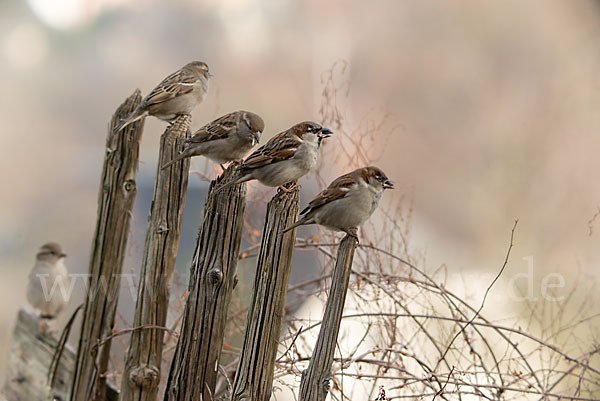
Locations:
278;182;300;193
37;318;53;335
345;227;360;244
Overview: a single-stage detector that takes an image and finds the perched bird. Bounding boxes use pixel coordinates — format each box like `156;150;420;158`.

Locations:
217;121;332;192
161;110;265;170
115;61;211;132
26;243;70;320
282;166;394;238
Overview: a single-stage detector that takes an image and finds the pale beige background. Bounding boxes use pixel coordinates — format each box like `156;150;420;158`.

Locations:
1;0;599;382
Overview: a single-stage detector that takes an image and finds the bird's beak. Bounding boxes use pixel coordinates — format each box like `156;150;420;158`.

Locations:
253;131;261;145
207;72;213;78
383;179;394;189
317;127;333;139
59;252;67;258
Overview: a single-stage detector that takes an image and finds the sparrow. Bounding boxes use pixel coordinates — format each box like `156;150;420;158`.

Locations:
282;166;394;238
161;111;265;170
115;61;211;132
217;121;332;192
26;242;70;320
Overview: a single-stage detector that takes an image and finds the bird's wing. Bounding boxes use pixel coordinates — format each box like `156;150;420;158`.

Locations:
302;173;357;214
186;113;239;144
143;67;199;106
239;132;300;170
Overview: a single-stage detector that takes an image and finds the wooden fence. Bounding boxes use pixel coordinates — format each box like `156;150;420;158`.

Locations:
1;93;357;401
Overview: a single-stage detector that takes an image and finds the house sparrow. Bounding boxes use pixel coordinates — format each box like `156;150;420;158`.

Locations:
161;110;264;170
115;61;211;132
282;166;394;238
217;121;332;192
26;243;70;320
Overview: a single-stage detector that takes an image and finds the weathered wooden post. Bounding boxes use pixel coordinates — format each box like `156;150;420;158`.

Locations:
230;184;300;401
70;90;145;401
298;235;358;401
2;308;119;401
4;309;80;401
120;114;192;401
163;165;247;401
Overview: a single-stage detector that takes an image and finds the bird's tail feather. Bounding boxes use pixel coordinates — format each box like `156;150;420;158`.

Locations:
114;108;146;133
282;216;311;234
161;152;189;170
213;175;246;194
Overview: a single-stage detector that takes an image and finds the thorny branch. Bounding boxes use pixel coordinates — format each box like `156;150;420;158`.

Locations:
93;64;599;401
90;324;178;396
435;220;519;371
587;206;600;236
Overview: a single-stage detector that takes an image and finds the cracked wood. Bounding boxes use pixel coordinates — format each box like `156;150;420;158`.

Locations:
230;183;299;401
120;114;192;401
164;164;247;401
70;90;145;401
298;235;358;401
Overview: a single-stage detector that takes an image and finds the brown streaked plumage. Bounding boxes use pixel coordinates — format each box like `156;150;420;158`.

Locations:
216;121;332;192
161;111;264;169
282;166;394;238
115;61;211;132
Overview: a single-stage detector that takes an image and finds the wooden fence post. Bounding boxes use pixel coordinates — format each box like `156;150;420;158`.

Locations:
2;308;119;401
298;235;358;401
70;90;145;401
163;164;247;401
120;115;192;401
230;184;300;401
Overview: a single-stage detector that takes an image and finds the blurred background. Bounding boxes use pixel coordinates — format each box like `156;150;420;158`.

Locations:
1;0;600;387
